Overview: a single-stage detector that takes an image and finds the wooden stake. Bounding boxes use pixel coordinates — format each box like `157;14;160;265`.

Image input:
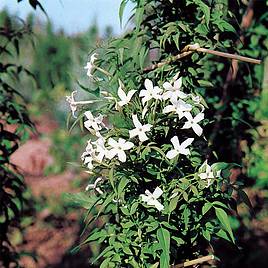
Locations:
144;43;261;72
172;255;215;268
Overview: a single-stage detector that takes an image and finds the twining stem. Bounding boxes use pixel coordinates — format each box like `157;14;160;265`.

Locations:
94;66;113;77
172;255;214;268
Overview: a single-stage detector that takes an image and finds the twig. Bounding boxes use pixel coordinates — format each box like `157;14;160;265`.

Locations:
144;51;193;71
172;255;215;268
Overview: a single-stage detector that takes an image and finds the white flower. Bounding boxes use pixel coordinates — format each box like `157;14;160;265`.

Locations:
192;95;201;104
129;114;152;142
66;91;97;118
107;138;134;162
199;161;214;187
85;177;104;194
163;99;192;119
92;137;107;163
181;112;204;136
166;136;194;159
66;91;78;118
84;53;98;78
162;77;188;101
117;86;136;107
84;111;105;135
139;79;162;105
81;140;95;169
140;187;164;211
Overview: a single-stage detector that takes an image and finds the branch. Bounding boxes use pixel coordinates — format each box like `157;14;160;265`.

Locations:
172;255;215;268
144;43;261;72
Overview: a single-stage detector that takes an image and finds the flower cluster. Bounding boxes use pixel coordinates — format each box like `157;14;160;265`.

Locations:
70;62;221;211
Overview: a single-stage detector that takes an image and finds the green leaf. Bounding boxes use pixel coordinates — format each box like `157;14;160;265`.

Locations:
169;196;179;213
157;227;170;268
119;0;128;27
135;1;145;32
117;177;129;196
215;207;235;243
202;202;212;215
238;190;252;210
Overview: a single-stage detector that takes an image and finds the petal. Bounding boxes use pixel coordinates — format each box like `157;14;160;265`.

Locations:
96;187;104;195
179;148;190;155
144;79;153;90
208;172;214;178
145;190;152;196
199;173;207;180
118;86;127;101
127;90;137;100
143;124;152;132
84;120;93;130
138;131;148;142
166;149;179;159
174;77;182;89
117;150;127;162
154;200;164;211
129;129;139;138
141;194;151;203
94;177;103;185
177;91;188;99
194;112;204;123
107;148;117;159
139;89;147;97
163;105;176;114
184;112;193;121
181;138;194;149
170;136;180;149
85;184;94;191
181;122;192;130
132;114;142;128
162;91;172;100
153;187;163;199
123;141;134;150
84;111;93;120
108;138;118;148
192;123;203;136
163;82;173;91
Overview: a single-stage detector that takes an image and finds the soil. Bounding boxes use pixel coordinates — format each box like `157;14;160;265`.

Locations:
10;116;91;268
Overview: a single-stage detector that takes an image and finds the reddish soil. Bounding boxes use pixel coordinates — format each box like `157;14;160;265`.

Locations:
10;116;90;268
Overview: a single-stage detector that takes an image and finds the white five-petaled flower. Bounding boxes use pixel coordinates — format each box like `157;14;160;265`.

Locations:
162;77;188;101
163;99;192;119
81;140;95;169
84;111;105;136
117;86;136;108
129;114;152;142
66;91;97;118
66;91;78;118
139;79;162;105
199;161;214;187
140;187;164;211
92;137;107;163
166;136;194;159
84;53;98;78
182;112;204;136
85;177;104;194
107;138;134;162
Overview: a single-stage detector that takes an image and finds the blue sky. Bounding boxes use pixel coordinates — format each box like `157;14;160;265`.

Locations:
0;0;134;35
